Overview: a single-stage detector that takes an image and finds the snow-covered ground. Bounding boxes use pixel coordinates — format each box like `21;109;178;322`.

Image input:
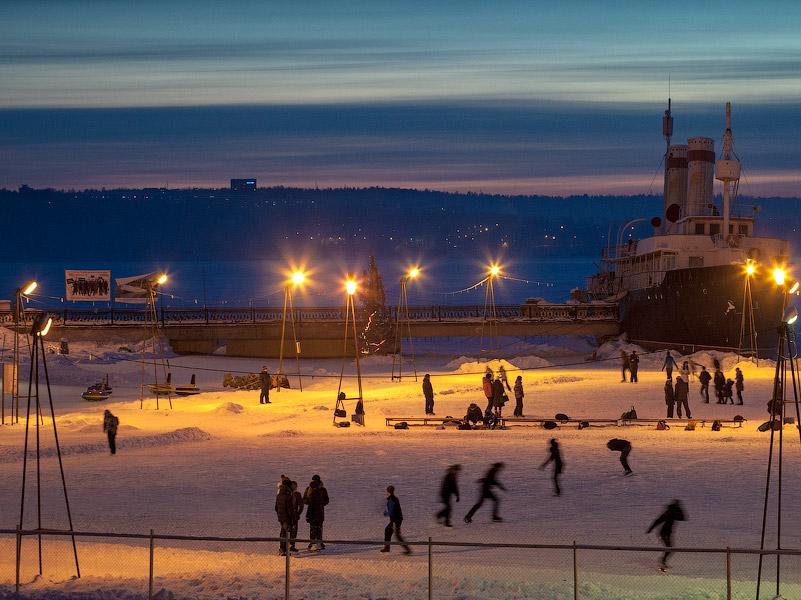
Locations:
1;335;800;599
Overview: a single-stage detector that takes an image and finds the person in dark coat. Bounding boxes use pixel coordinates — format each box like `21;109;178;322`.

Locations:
607;438;633;475
647;499;686;570
620;350;630;382
539;439;564;495
482;373;494;413
661;351;677;380
723;379;735;404
422;374;435;415
464;403;483;426
674;375;691;418
491;376;506;417
259;366;271;404
288;480;304;552
698;366;711;403
103;409;119;455
381;485;411;554
513;375;525;417
713;368;726;404
735;367;744;405
275;480;293;555
436;465;461;527
464;463;506;523
629;351;640;383
303;475;329;551
664;379;675;418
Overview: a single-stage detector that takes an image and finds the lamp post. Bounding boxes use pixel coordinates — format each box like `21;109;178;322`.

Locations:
139;274;172;410
480;264;500;353
738;260;758;363
755;269;801;600
8;281;37;424
392;267;419;382
277;270;305;392
334;278;364;426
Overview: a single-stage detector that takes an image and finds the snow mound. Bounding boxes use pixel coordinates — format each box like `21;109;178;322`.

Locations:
212;345;227;355
214;402;245;414
359;354;395;366
312;405;329;411
508;355;552;369
448;358;518;375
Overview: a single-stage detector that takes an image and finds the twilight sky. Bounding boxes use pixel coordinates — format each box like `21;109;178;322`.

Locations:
2;0;800;195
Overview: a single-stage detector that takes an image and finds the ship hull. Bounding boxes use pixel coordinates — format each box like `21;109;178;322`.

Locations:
619;264;785;352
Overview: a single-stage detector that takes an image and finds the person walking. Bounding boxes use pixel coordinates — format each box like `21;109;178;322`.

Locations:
698;366;711;403
735;367;744;405
482;373;494;413
723;379;735;404
539;439;564;496
607;438;633;475
661;351;677;380
513;375;525;417
304;475;329;551
680;361;691;384
664;379;675;418
103;409;119;455
713;367;726;404
288;480;304;552
674;375;691;419
381;485;412;554
620;350;630;383
422;374;435;415
629;351;640;383
436;465;461;527
491;375;507;417
647;499;686;571
259;366;271;404
464;463;506;523
275;479;293;556
498;365;512;392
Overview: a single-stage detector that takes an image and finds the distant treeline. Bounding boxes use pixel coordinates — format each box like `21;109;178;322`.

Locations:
1;186;797;261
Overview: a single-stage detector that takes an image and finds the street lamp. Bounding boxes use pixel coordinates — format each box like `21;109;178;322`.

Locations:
345;279;357;296
739;261;758;361
22;281;38;296
156;274;168;285
277;269;307;392
481;264;501;352
335;276;364;426
392;266;421;382
7;280;38;424
773;268;786;287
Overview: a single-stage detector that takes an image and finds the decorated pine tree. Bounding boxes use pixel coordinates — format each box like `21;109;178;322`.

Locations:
360;256;392;354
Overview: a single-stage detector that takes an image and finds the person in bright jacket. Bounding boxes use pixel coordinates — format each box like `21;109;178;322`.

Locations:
422;374;435;415
482;373;493;413
275;480;293;555
513;376;525;417
304;475;329;551
381;485;411;554
698;366;711;403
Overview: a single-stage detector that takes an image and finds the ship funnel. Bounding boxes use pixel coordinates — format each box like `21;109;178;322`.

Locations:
687;137;715;217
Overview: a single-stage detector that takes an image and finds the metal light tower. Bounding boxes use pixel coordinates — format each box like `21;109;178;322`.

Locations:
7;281;37;425
480;264;500;353
392;267;419;382
755;270;801;600
139;274;172;409
17;313;80;587
334;278;364;426
739;260;758;363
277;270;305;392
716;101;740;247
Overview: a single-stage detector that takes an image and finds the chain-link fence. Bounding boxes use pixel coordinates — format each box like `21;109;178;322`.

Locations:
2;529;801;599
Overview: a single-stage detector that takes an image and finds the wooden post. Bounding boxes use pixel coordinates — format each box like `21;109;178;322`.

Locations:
725;547;731;600
15;525;21;597
428;537;433;600
148;529;155;600
284;536;291;600
573;540;578;600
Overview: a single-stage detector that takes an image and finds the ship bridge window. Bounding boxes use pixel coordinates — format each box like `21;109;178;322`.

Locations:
709;224;721;235
689;256;704;268
694;223;705;235
739;224;749;235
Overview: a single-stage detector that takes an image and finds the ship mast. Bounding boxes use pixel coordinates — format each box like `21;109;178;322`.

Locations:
662;96;673;233
715;102;740;245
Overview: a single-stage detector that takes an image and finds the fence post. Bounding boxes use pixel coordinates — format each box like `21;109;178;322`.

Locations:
572;540;578;600
148;529;155;600
15;525;21;597
284;535;291;600
725;547;731;600
428;537;433;600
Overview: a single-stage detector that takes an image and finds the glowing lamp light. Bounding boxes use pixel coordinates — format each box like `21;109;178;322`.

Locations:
745;263;756;276
489;265;501;277
345;280;357;296
22;281;38;295
408;267;420;279
773;268;787;286
38;317;53;338
156;274;168;285
291;271;306;286
784;306;799;325
790;281;800;295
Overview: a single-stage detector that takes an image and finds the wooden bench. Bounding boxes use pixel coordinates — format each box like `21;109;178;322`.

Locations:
385;416;747;429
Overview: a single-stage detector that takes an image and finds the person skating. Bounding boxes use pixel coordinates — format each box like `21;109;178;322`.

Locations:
647;499;686;571
606;438;633;475
620;350;630;382
381;485;412;554
664;379;675;418
735;367;744;405
723;379;735;404
661;351;677;380
275;479;293;555
680;361;691;384
289;480;304;552
482;373;494;413
513;375;524;417
436;465;461;527
491;375;507;417
464;463;506;523
259;366;271;404
304;475;329;551
539;439;564;496
498;365;512;392
674;375;691;419
629;351;640;383
103;409;119;455
698;366;711;403
422;373;435;415
713;367;726;404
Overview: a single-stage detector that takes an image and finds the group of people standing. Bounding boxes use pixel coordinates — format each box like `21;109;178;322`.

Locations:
275;474;329;555
661;351;745;418
620;350;640;382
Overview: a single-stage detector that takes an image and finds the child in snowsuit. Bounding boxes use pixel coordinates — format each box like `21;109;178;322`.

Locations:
723;379;735;404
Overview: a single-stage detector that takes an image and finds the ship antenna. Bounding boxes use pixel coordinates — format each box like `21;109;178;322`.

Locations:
662;82;673;233
715;101;741;246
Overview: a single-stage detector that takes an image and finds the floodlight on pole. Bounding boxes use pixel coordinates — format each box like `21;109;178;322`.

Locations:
408;267;420;280
489;264;501;277
290;270;306;287
346;280;357;296
789;281;800;295
156;274;168;285
393;266;420;382
745;262;756;276
37;317;53;338
773;268;786;287
277;268;305;392
22;281;38;296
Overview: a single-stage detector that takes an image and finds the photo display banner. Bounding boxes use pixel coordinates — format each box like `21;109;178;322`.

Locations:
114;272;159;304
65;270;111;301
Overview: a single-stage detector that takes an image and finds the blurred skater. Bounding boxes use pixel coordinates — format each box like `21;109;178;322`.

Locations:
661;351;677;380
607;438;633;475
381;485;411;554
464;463;506;523
647;499;686;571
513;375;525;417
664;379;675;418
436;465;461;527
698;366;711;403
422;373;435;415
620;350;630;382
539;439;564;496
103;409;119;455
